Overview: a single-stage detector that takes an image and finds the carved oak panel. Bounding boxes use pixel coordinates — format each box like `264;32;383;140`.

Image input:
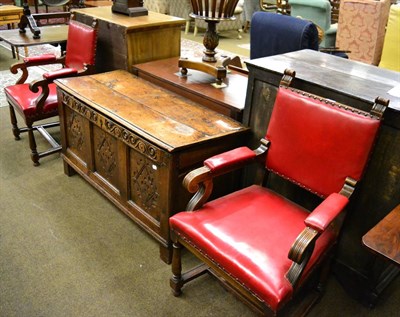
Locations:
93;125;119;190
56;70;249;263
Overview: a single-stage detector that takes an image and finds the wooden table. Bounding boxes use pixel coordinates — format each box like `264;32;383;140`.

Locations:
133;57;248;121
0;5;23;29
55;70;249;264
72;7;185;73
363;205;400;267
243;49;400;306
0;24;68;59
84;1;113;7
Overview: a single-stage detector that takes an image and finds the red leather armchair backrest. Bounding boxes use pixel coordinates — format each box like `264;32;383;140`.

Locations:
265;87;382;198
65;20;97;71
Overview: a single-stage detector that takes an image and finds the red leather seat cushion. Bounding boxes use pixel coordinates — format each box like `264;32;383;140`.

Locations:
170;185;336;311
4;83;58;119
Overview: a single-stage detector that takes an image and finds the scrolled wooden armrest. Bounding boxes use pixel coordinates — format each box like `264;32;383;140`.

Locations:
285;193;349;287
286;227;319;287
10;54;66;85
28;68;78;110
29;78;52;111
183;139;270;211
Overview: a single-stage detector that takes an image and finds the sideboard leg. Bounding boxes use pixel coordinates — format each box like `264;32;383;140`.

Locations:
63;161;76;177
160;245;172;264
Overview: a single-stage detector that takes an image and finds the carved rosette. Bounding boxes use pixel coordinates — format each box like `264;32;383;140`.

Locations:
67;111;85;151
96;131;117;179
131;156;159;213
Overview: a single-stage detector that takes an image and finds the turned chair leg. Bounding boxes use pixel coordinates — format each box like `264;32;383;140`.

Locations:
27;123;40;166
243;21;250;33
237;28;243;39
9;105;21;140
170;241;183;296
185;21;190;34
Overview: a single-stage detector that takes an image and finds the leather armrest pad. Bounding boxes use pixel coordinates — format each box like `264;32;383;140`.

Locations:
43;68;78;80
23;54;57;64
204;147;256;173
305;193;349;232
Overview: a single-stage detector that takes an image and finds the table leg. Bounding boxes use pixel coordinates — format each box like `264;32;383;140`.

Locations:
11;45;16;59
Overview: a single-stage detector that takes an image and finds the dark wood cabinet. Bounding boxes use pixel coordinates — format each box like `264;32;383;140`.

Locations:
243;49;400;306
55;70;249;264
72;7;185;73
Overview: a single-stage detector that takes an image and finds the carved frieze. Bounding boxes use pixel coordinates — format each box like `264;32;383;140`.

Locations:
61;91;165;164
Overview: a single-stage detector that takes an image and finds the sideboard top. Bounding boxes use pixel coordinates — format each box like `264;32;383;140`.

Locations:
55;70;248;152
71;7;185;30
246;49;400;112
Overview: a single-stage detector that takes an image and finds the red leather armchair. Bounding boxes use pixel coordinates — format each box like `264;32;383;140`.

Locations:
169;69;388;316
4;19;98;166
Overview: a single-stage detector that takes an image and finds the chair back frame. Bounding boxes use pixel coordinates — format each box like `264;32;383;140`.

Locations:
169;69;388;316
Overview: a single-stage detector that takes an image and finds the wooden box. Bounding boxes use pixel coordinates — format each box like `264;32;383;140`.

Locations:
72;7;185;73
243;49;400;306
0;5;23;28
56;70;249;263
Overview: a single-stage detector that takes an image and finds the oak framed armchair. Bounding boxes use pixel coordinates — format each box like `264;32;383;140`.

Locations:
169;69;388;316
4;19;98;166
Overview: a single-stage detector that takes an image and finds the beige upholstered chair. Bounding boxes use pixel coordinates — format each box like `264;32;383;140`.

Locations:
168;0;193;34
336;0;391;65
143;0;168;14
193;0;244;39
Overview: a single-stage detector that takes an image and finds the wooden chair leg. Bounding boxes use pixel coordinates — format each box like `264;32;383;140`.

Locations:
11;45;16;59
170;241;184;296
237;28;243;39
9;105;21;140
244;21;250;33
27;124;40;166
185;21;190;34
